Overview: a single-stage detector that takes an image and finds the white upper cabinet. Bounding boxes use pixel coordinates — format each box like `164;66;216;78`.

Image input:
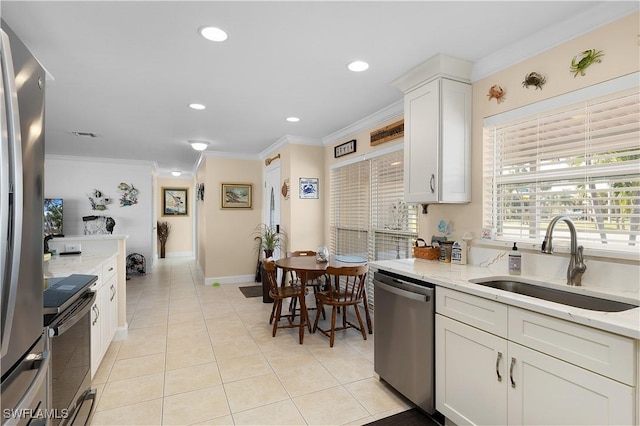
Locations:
393;54;472;203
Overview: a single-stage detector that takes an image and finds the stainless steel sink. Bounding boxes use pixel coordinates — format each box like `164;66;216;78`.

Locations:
469;278;639;312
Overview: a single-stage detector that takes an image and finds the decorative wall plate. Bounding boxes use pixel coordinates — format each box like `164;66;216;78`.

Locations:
281;178;290;200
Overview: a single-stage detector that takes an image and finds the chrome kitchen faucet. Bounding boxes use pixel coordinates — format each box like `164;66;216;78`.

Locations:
541;216;587;286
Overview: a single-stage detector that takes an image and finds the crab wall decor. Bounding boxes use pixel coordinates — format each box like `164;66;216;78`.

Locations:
522;72;546;90
570;49;604;77
487;85;505;103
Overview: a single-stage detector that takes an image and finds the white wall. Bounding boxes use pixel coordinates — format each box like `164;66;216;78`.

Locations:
45;155;155;261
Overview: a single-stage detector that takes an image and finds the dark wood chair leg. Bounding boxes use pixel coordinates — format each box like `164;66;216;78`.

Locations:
362;291;373;334
273;299;282;337
354;305;367;340
330;306;337;347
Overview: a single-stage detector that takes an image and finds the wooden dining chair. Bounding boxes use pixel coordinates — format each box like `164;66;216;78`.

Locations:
313;264;368;347
263;260;310;344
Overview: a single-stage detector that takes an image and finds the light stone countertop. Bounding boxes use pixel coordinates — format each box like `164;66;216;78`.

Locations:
44;251;117;280
371;258;640;340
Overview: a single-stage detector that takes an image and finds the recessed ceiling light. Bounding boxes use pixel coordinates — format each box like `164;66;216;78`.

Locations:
189;103;206;110
188;140;210;151
347;60;369;72
199;26;228;42
171;171;182;177
286;117;300;122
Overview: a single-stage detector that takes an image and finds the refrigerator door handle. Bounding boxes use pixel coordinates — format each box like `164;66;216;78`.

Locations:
13;336;50;417
0;28;24;359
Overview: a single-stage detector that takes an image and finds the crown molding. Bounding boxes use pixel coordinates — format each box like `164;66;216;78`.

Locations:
258;134;322;159
322;100;403;146
471;2;639;82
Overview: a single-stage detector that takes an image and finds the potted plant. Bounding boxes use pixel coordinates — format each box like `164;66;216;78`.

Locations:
157;221;171;258
254;223;284;259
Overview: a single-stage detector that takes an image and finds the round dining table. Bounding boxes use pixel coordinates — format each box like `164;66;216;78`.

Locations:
274;255;372;335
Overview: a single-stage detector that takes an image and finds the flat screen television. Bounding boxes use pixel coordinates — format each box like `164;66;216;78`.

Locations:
44;198;63;236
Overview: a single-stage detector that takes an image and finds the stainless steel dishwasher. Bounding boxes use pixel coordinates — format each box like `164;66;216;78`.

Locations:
373;269;435;414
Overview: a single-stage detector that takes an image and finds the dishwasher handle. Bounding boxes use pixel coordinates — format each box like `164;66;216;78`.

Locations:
374;279;432;302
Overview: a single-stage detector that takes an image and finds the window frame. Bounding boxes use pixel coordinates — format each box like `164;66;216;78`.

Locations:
482;73;640;258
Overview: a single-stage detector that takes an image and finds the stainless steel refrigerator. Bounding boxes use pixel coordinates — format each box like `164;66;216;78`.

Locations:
1;21;49;425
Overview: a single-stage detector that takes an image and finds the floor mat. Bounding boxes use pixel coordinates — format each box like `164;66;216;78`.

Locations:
239;285;263;298
364;408;443;426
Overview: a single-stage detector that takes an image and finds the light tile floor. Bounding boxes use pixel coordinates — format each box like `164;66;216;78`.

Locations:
90;258;413;426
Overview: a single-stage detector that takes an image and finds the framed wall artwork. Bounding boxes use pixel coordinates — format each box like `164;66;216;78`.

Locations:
334;139;356;158
299;178;319;199
221;183;252;209
163;187;188;216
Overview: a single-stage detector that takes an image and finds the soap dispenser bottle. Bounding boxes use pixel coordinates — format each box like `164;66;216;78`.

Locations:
509;243;521;275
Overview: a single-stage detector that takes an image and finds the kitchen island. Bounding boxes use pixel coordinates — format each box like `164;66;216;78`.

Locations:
45;235;128;377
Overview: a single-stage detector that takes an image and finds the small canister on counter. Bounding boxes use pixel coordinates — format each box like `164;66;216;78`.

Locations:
439;241;454;263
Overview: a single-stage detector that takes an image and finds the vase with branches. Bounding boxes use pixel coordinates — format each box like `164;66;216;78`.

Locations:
157;221;171;258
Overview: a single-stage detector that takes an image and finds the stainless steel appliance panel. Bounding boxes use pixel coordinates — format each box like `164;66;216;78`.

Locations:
0;21;46;379
0;334;50;425
1;20;47;426
47;291;96;426
373;270;435;414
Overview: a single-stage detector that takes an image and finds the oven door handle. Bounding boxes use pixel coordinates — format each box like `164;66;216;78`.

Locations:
66;387;97;426
49;292;96;337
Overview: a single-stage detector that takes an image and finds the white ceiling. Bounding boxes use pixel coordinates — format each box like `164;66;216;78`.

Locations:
2;1;637;176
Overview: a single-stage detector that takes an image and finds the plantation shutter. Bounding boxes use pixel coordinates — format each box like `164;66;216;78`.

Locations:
483;84;640;251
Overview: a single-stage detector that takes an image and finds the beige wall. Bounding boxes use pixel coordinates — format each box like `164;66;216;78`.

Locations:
288;144;325;251
202;156;262;280
156;177;194;255
419;11;640;242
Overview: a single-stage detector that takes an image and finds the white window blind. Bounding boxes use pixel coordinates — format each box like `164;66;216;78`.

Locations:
330;149;418;311
483;86;640;252
370;151;419;261
330;159;370;260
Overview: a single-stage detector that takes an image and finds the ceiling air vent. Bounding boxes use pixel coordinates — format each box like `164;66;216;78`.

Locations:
72;131;98;138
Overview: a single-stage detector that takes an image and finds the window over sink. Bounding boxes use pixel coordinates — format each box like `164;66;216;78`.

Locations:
483;74;639;254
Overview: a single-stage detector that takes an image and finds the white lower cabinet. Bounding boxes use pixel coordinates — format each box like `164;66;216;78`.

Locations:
436;287;636;425
90;255;119;378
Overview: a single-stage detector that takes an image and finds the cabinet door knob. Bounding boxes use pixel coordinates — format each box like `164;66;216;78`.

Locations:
496;352;503;382
510;357;517;388
429;174;435;193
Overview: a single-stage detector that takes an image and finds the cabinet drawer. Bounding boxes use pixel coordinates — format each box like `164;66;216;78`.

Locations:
437;287;508;338
102;256;117;281
508;307;636;385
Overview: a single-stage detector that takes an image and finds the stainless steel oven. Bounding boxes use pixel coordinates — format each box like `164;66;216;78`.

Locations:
45;287;96;426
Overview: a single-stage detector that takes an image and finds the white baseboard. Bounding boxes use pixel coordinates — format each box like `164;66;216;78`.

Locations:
204;274;256;286
114;324;128;341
